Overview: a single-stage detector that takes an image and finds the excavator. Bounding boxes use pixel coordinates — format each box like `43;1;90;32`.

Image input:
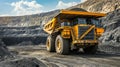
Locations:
43;10;106;55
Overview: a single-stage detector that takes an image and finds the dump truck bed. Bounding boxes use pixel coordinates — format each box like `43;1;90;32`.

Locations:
56;10;106;19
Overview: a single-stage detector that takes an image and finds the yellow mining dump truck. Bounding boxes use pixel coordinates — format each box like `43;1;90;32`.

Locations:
43;10;106;55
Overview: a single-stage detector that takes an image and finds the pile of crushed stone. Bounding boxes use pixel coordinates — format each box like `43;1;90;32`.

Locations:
0;39;13;61
100;9;120;43
0;57;47;67
98;9;120;54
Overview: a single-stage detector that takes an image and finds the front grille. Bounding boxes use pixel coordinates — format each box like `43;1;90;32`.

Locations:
78;26;94;40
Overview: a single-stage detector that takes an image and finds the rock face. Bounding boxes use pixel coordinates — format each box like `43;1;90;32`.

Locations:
100;9;120;43
0;26;47;45
97;9;120;54
68;0;120;13
0;10;60;27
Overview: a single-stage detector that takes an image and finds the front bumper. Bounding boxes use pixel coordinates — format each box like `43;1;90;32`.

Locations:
73;40;98;44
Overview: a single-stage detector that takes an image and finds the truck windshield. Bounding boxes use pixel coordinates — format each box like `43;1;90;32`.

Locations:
78;18;86;24
91;19;101;27
72;18;86;25
61;22;70;26
72;18;101;27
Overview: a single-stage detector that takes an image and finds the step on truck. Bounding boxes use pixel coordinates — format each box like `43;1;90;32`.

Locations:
43;10;106;55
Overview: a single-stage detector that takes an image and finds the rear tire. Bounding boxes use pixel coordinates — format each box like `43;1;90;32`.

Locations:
83;44;98;54
46;36;55;52
55;35;70;55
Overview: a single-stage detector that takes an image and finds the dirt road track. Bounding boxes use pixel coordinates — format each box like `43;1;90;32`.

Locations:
8;45;120;67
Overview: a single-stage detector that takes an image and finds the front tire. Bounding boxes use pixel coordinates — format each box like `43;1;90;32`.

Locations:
55;35;70;55
46;36;55;52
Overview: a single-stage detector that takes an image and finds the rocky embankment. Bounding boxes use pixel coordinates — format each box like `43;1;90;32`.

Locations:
68;0;120;13
0;10;60;27
0;26;47;45
98;9;120;54
101;9;120;43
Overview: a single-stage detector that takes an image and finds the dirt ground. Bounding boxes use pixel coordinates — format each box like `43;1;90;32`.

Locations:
7;45;120;67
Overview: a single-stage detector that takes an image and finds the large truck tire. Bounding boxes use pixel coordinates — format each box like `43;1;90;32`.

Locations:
83;44;98;54
46;36;55;52
55;35;70;55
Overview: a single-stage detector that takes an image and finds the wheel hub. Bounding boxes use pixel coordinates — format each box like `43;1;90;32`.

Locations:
57;39;61;51
46;40;50;50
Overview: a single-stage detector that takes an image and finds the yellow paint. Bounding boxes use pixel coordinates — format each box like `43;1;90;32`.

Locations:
73;25;78;39
61;27;71;38
43;18;57;34
96;27;104;37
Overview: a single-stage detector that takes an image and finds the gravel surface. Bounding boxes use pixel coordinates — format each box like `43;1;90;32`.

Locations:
0;57;47;67
8;45;120;67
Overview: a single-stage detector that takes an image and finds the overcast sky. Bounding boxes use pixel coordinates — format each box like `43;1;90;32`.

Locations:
0;0;86;16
